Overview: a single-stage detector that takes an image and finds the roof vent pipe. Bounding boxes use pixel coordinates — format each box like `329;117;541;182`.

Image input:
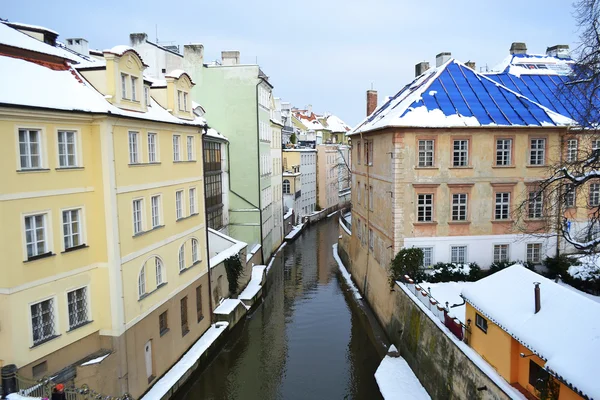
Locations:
436;52;451;67
510;42;527;55
534;282;541;314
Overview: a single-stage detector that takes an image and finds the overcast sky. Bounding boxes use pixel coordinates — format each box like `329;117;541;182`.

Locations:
4;0;580;126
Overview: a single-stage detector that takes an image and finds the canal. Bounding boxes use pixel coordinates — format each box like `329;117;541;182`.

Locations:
175;215;384;400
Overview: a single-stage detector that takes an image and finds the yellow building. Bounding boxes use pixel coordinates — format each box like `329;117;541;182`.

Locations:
0;22;213;398
316;145;339;212
462;265;598;400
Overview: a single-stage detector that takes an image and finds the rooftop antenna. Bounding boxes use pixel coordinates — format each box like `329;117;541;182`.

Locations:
155;24;158;43
371;82;374;90
256;56;258;64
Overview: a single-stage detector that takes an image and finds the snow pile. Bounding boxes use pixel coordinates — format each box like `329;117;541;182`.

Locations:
332;244;362;299
283;208;293;220
285;223;305;240
238;265;266;301
569;255;600;281
141;323;228;400
213;299;242;315
7;394;42;400
422;282;472;324
461;265;600;400
80;353;110;366
375;349;431;400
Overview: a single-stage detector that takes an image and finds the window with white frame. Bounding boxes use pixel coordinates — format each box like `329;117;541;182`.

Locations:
418;140;434;167
67;287;88;329
369;229;374;251
179;244;185;271
128;131;139;164
283;179;290;194
121;73;127;99
148;133;157;163
526;243;542;264
187;136;195;161
493;244;509;263
183;92;188;111
452;193;467;221
151;195;161;228
420;247;433;267
31;298;55;345
176;190;184;219
24;214;48;259
58;130;77;167
155;257;164;286
567;139;578;162
357;180;361;204
131;76;138;101
369;185;374;210
62;209;82;250
496;138;512;166
189;188;197;215
495;192;510;220
453;140;468;167
192;239;199;263
132;199;143;234
177;90;183;111
138;266;146;298
590;183;600;206
417;194;433;222
529;138;546;165
173;135;181;161
475;313;487;333
565;184;576;208
144;86;150;106
18;129;42;169
528;191;543;218
451;245;467;264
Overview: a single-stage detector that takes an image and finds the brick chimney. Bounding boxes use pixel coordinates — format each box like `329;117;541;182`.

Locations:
534;282;541;314
415;61;430;77
510;42;527;55
367;90;378;116
221;51;240;65
465;61;476;70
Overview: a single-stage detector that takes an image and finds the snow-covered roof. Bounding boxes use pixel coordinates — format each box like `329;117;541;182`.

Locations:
295;111;326;131
461;265;600;400
55;41;106;69
205;128;228;141
489;53;574;76
0;21;76;62
144;75;167;88
351;59;574;135
165;69;194;84
3;21;59;35
103;45;148;66
325;114;351;133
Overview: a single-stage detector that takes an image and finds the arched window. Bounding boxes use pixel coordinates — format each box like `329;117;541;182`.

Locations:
283;179;290;194
179;243;185;271
155;257;164;286
138;266;146;298
191;239;199;263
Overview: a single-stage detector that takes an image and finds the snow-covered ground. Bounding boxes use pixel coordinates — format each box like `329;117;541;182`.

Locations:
422;282;472;324
332;244;362;299
375;346;431;400
557;280;600;303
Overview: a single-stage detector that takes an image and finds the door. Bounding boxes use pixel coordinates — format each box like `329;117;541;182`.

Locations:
144;340;154;381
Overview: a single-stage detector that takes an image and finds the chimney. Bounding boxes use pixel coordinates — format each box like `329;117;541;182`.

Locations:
546;44;570;59
65;38;89;56
465;60;476;70
221;51;240;66
366;90;378;116
129;33;148;47
534;282;541;314
436;52;451;67
415;61;430;77
307;104;313;114
510;42;527;55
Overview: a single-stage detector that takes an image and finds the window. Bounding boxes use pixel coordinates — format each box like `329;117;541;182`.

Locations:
418;140;434;167
357;141;361;164
528;191;543;219
138;266;146;298
144;86;150;106
365;140;373;166
565;184;576;208
62;209;82;250
19;129;42;169
451;193;467;221
192;239;199;263
357;180;361;204
196;285;203;322
495;192;510;220
567;139;578;162
131;76;138;101
179;244;185;271
495;138;512;166
159;311;168;336
207;208;223;230
121;74;127;99
493;244;509;263
177;90;183;111
283;179;290;194
369;185;374;210
67;287;88;329
133;199;143;234
420;247;433;267
150;195;161;228
453;140;468;167
155;257;164;286
417;194;433;222
189;188;197;215
590;183;600;206
451;246;467;263
187;136;195;161
180;296;189;336
183;92;188;111
529;360;550;389
31;299;56;345
173;135;181;161
593;139;600;154
475;313;487;333
128;131;139;164
527;243;542;264
25;214;48;259
58;130;77;167
369;229;374;251
148;133;157;163
176;190;184;219
529;138;546;165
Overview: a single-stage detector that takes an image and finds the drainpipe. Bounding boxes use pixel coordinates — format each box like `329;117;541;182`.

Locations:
256;80;264;264
202;125;214;322
556;129;565;257
360;131;371;297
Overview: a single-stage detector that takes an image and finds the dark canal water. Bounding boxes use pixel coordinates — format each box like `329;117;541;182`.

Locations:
175;216;384;400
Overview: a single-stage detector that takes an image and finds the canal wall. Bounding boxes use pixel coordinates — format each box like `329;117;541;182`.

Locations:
337;228;512;400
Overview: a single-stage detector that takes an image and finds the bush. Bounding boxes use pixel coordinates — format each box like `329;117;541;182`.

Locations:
423;262;482;283
224;254;244;294
543;254;579;280
389;248;424;287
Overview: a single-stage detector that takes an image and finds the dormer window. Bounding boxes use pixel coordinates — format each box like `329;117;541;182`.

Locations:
178;90;183;111
183;92;188;111
144;86;150;107
121;74;128;99
131;77;138;101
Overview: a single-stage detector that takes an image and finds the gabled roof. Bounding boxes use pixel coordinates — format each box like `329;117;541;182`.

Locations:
461;265;600;400
103;45;149;67
165;69;194;84
325;114;351;133
295;111;325;131
351;59;573;135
